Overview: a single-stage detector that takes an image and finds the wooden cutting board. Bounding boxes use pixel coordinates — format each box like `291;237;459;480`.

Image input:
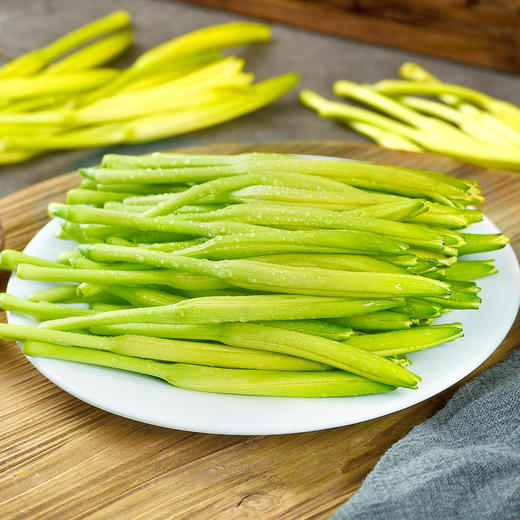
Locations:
1;141;519;520
180;0;520;73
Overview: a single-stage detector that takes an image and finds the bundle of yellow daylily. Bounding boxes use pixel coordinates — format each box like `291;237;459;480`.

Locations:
0;11;298;164
300;63;520;172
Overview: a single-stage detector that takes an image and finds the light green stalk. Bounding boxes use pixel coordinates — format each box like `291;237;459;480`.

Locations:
98;183;185;194
373;79;520;133
38;294;404;331
183;229;454;258
398;298;441;319
70;256;154;271
458;233;510;255
90;321;456;357
0;293;99;320
16;263;231;292
0;323;327;371
125;185;405;210
245;162;477;207
91;285;185;307
1;73;299;152
347;200;427;220
28;285;80;303
376;255;418;268
50;203;410;255
334;79;478;144
99;152;263;169
422;290;481;310
407;248;457;267
135;239;207;252
103;203;228;216
399;96;517;149
0;69;119;101
228;184;414;208
23;341;395;397
0;249;65;270
138;170;353;218
73;57;253;124
58;221;186;245
90;303;129;312
458;104;520;149
117;51;224;93
266;320;352;340
446;280;480;294
398;63;520;148
0;10;130;78
44;29;133;75
52;203;270;237
245;253;408;274
77;243;449;298
66;189;137;205
344;324;463;356
80;22;272;103
301;88;520;172
350;121;423;152
95;151;478;205
0;150;39;164
36;311;419;388
443;260;497;281
327;312;412;332
94;319;351;341
0;94;67;113
188;203;458;252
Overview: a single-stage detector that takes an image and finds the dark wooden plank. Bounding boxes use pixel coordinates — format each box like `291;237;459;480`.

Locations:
179;0;520;72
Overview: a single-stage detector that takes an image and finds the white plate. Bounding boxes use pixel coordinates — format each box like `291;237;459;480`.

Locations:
6;186;520;435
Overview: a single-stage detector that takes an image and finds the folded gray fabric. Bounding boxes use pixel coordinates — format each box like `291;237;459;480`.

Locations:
331;348;520;520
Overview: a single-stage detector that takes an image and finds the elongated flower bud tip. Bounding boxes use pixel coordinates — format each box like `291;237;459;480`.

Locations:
332;79;356;95
470;196;485;205
78;244;90;256
398;377;418;389
48;202;68;219
398;62;432;82
111;9;131;24
281;72;300;88
255;23;272;40
37;319;55;329
0;250;11;263
78;168;95;179
299;89;315;98
398;62;414;78
299;89;324;108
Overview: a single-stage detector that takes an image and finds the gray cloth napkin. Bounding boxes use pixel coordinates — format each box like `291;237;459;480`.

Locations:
331;348;520;520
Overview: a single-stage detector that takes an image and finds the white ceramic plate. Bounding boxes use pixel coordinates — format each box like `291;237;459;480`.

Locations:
6;187;520;435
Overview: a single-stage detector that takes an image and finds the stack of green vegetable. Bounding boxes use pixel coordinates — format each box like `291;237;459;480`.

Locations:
0;12;297;165
300;63;520;171
0;152;509;397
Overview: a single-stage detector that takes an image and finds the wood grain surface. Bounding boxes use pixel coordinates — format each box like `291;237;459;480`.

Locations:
180;0;520;72
1;141;519;520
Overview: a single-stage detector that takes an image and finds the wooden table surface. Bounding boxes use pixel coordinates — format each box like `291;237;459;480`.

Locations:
1;141;519;520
